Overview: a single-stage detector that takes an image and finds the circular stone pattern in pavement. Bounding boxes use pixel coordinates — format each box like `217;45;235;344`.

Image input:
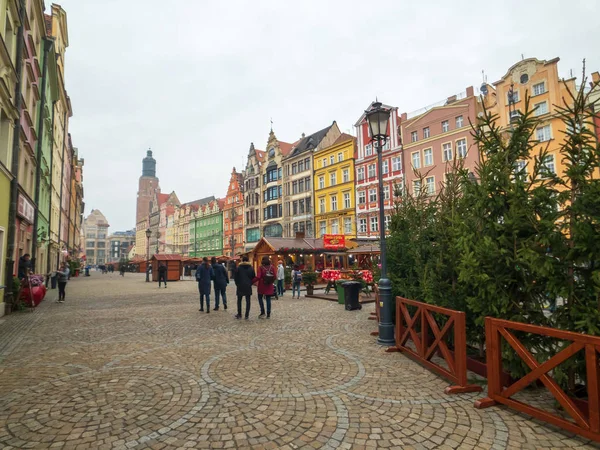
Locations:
0;366;204;448
205;345;361;397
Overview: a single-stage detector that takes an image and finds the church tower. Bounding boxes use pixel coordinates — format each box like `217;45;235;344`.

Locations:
136;150;161;226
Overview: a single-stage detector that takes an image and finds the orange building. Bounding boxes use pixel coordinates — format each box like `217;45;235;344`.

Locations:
223;168;244;257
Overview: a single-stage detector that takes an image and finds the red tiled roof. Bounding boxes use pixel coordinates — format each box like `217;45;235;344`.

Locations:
152;254;182;261
333;133;356;145
279;141;295;156
255;150;266;162
44;14;52;36
217;198;226;210
157;193;169;206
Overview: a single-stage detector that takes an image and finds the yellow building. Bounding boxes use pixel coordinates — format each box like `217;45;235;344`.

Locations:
484;57;576;181
313;134;357;239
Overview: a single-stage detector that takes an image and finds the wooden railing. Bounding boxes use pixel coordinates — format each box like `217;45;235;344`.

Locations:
390;297;482;394
475;317;600;443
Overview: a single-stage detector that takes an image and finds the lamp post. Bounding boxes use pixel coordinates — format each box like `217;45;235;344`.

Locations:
365;101;395;346
145;227;151;282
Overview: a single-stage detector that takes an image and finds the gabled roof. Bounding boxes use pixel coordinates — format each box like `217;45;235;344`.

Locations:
217;198;226;210
279;141;295;156
333;133;355;146
157;193;170;206
187;196;216;207
255;150;266;162
288;122;337;158
354;101;397;127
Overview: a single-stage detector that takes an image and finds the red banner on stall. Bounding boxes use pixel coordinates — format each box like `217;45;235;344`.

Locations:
323;234;346;250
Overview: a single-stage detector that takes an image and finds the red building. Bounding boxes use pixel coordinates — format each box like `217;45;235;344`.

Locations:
400;86;480;198
223;168;244;257
354;102;402;241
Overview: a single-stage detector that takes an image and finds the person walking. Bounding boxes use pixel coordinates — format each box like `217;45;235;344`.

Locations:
291;264;302;299
276;261;285;297
254;256;275;319
234;256;255;320
196;257;214;313
56;262;70;303
158;262;168;288
211;257;229;311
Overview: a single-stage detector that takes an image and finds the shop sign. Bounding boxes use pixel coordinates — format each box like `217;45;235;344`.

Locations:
17;193;35;223
323;234;346;250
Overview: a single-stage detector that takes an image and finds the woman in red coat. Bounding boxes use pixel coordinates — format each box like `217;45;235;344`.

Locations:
254;256;276;318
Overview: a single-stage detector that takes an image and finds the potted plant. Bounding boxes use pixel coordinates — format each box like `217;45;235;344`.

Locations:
302;271;318;296
284;267;292;290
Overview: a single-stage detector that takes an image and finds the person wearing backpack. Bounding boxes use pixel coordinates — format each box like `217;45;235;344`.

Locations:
291;264;302;299
254;256;275;318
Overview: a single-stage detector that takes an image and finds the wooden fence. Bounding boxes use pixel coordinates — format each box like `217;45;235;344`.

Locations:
390;297;481;394
475;317;600;443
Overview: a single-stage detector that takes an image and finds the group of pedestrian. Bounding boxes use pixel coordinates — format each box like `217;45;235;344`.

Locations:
232;255;278;320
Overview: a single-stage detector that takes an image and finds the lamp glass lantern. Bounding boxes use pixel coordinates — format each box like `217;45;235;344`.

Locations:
145;228;152;239
365;101;391;142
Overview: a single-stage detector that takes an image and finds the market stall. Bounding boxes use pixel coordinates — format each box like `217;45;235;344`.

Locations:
151;254;182;282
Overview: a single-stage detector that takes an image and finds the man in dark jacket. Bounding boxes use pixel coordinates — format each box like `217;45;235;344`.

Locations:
18;254;31;279
211;257;229;311
158;262;168;288
196;257;214;313
234;256;255;320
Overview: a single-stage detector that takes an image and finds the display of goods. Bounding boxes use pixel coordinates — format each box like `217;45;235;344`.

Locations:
21;285;47;307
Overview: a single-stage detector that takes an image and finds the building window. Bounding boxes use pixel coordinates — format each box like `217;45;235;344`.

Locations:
291;162;297;174
322;158;327;167
319;220;326;237
514;160;528;181
533;81;545;96
370;216;378;232
456;139;467;158
456;115;464;128
342;168;349;183
507;90;520;104
382;160;389;174
536;125;552;142
392;156;401;172
368;164;376;178
369;189;377;203
305;158;311;170
337;152;343;162
344;217;352;234
442;120;449;132
298;160;304;172
365;143;373;156
319;176;325;189
413;180;422;195
329;155;335;165
442;142;453;161
541;155;555;177
425;176;435;195
423;127;430;139
357;167;365;181
358;191;366;205
383;185;390;200
343;192;351;209
412;152;421;169
384;215;391;231
331;195;338;211
424;148;433;166
330;172;337;186
319;198;325;213
331;219;339;234
411;131;418;142
359;218;367;233
534;101;548;116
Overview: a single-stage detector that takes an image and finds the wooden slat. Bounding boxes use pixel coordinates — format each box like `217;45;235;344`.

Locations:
424;312;456;375
586;345;600;433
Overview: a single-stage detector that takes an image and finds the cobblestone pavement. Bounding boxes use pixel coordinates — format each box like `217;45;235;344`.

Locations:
0;274;598;449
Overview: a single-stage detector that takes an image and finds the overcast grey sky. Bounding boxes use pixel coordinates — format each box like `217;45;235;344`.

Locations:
61;0;599;231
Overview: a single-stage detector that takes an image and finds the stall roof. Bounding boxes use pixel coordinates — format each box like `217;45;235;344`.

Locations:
347;242;381;254
152;254;183;261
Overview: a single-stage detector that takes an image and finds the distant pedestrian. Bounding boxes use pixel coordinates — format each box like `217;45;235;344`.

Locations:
276;261;285;297
254;256;275;319
119;263;126;277
291;265;302;299
211;257;229;311
158;262;168;288
56;262;70;303
196;257;214;313
234;256;255;320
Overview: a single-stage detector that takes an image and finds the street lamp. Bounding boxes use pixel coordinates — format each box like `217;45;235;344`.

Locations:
145;228;151;282
365;100;395;346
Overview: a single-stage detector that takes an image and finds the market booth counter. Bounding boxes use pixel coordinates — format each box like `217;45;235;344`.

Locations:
151;254;182;282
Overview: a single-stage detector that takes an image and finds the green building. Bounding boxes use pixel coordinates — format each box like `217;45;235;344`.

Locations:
34;37;59;274
189;198;224;258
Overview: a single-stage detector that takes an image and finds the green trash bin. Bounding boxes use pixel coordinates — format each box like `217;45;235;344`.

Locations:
336;281;345;304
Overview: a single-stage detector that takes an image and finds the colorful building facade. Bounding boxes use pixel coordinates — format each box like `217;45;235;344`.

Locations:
313;134;357;238
242;143;264;252
190;198;224;258
354;102;402;240
223;168;244;257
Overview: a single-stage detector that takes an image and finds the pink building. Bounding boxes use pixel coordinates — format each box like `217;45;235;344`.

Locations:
400;86;481;198
354;102;402;241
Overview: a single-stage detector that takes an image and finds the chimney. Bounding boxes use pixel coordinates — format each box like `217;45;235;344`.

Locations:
466;86;474;97
401;112;408;121
301;132;305;138
446;95;457;104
